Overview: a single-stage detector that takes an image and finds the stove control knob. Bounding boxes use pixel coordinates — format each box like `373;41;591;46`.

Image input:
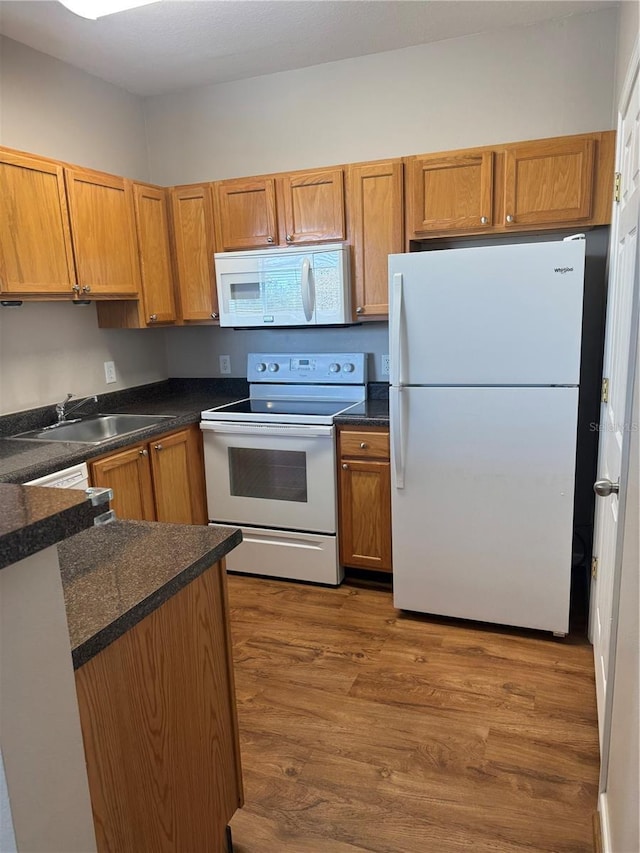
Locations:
256;362;267;372
268;363;279;373
329;363;340;373
343;363;355;373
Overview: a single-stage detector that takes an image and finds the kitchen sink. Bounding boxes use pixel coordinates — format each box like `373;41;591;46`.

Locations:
9;414;175;445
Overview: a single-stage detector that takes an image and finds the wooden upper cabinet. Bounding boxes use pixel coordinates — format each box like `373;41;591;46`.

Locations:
348;160;404;317
408;150;494;235
150;426;207;525
64;168;141;297
0;150;76;296
279;168;345;244
170;184;218;321
214;177;278;250
503;136;596;227
133;183;176;324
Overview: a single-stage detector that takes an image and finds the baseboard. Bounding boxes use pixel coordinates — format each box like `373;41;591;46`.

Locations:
598;792;612;853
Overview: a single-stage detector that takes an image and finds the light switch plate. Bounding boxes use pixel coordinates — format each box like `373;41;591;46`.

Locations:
381;354;390;377
104;361;117;384
219;355;231;375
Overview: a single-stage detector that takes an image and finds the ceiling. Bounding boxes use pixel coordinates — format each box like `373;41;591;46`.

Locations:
0;0;615;97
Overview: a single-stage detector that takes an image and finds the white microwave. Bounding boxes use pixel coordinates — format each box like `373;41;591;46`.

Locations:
214;243;351;328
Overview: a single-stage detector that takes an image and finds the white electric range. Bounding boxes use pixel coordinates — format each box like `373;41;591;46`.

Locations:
200;353;367;585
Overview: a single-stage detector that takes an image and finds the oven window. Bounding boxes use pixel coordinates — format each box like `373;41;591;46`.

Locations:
228;447;308;503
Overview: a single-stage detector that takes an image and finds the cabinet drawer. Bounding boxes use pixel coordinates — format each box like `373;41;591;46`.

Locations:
339;429;389;459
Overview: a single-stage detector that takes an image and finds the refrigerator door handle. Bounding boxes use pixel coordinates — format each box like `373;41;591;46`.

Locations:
391;385;405;489
390;273;403;387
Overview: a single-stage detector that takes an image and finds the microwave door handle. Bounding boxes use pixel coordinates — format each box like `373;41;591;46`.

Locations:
301;257;314;322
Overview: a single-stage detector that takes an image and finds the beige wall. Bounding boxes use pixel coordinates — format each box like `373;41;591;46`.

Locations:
145;7;618;186
0;37;167;416
614;2;639;107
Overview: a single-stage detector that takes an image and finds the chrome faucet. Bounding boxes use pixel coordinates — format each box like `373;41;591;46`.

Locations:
55;393;98;424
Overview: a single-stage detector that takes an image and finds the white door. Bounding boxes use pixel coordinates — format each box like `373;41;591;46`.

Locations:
389;240;585;386
391;386;579;633
590;56;639;747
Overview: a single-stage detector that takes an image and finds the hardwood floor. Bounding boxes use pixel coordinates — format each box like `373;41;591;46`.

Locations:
226;575;600;853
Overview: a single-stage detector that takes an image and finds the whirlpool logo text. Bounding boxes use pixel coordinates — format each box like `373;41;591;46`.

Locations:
554;267;574;274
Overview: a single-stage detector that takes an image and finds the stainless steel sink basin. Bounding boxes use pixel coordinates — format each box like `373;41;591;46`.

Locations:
10;414;175;445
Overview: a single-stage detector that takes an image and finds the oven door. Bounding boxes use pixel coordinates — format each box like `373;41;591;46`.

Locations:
200;421;336;533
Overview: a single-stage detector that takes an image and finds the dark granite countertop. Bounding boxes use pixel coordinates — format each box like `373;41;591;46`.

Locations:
334;397;389;426
57;520;242;669
0;482;103;570
0;379;248;484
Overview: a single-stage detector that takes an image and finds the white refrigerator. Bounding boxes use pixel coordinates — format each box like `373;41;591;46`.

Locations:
389;238;586;635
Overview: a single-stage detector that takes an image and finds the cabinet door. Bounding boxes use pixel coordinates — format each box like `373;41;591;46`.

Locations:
348;160;403;317
75;564;243;852
407;150;494;235
133;184;176;325
214;178;278;250
339;458;392;572
170;185;218;321
0;150;76;296
150;427;207;525
279;168;345;244
90;445;155;522
64;168;141;297
503;137;596;227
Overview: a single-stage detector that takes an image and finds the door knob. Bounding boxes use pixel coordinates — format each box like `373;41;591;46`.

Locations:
342;463;349;470
139;448;148;457
154;443;163;451
594;478;619;497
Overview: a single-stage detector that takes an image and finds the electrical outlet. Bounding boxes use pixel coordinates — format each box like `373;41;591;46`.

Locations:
104;360;117;384
381;354;390;377
219;355;231;375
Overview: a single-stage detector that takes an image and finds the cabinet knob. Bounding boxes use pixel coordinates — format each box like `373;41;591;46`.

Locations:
360;442;369;449
355;306;363;314
82;285;91;293
139;448;148;456
286;234;293;243
266;236;274;244
154;443;163;451
149;314;158;323
211;312;219;320
342;463;349;470
480;216;488;225
506;214;515;223
72;284;81;294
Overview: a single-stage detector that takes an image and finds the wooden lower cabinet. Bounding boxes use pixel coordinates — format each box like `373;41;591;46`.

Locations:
337;426;392;572
90;425;207;525
75;561;243;853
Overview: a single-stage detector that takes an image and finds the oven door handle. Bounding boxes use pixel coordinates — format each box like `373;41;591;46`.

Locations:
200;421;334;438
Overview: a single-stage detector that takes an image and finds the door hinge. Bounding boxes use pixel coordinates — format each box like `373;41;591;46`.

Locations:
614;172;621;203
601;377;609;404
591;556;598;580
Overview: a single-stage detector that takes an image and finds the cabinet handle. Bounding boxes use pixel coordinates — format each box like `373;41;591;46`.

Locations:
139;448;148;456
154;443;163;451
266;236;274;244
342;463;349;470
286;234;293;243
149;313;157;323
360;442;368;449
506;214;515;223
211;312;219;320
480;216;488;225
355;306;363;314
72;284;81;294
82;285;91;293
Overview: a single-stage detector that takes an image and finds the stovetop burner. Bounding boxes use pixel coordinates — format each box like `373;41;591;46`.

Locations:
201;352;368;425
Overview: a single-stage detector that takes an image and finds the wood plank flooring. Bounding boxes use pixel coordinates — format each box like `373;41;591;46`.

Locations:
226;575;600;853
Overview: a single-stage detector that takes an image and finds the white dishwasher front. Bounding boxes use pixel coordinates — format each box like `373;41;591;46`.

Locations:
25;462;89;490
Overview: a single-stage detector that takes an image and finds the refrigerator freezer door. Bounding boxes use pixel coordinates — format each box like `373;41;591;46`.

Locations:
388;240;585;386
391;386;579;633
